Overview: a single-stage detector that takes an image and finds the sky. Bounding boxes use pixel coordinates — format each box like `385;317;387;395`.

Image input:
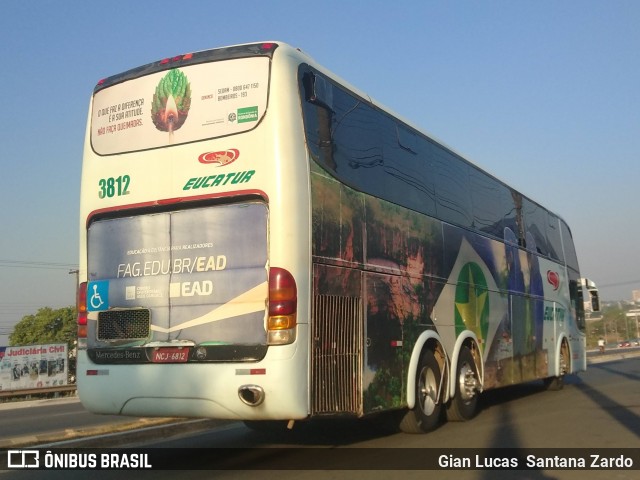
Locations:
1;0;639;344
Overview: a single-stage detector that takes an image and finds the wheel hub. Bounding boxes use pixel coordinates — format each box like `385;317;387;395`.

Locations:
419;366;438;416
459;363;478;402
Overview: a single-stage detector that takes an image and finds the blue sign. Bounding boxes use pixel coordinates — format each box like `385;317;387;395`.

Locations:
87;280;109;311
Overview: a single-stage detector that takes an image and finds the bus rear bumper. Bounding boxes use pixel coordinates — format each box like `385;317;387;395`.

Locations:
76;333;309;421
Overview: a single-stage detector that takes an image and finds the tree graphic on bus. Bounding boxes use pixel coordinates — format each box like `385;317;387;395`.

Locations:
151;69;191;134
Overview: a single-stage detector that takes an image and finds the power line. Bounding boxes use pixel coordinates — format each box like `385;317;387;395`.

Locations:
599;279;640;288
0;260;78;270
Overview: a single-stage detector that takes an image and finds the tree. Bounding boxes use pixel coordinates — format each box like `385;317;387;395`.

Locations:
9;306;77;350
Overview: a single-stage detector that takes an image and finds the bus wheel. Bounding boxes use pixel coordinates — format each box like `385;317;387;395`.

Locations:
399;349;442;433
544;340;570;391
446;345;479;421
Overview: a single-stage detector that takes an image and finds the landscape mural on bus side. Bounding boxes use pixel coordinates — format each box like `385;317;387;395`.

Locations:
310;161;574;414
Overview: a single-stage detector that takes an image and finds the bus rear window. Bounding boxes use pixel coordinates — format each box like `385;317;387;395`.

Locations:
91;56;270;155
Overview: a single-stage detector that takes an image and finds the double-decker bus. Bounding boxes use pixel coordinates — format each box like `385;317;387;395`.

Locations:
77;41;600;433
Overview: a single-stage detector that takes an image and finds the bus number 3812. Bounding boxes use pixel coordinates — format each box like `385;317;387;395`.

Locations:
98;175;131;199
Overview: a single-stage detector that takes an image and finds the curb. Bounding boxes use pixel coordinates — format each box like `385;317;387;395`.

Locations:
0;417;226;449
587;350;640;364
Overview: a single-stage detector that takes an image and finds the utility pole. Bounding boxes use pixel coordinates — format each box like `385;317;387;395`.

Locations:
69;269;79;288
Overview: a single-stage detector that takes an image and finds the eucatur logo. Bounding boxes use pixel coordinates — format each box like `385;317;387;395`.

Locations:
198;149;240;166
547;270;560;291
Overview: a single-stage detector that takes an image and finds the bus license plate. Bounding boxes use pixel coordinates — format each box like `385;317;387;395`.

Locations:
151;348;189;363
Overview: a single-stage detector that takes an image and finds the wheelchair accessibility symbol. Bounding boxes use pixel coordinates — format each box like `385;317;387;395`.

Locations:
87;280;109;311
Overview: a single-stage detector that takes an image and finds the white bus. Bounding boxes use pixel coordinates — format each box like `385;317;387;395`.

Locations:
77;41;599;432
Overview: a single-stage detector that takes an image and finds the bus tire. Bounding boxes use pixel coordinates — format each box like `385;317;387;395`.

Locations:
544;340;570;391
399;349;442;433
446;345;479;422
543;375;564;391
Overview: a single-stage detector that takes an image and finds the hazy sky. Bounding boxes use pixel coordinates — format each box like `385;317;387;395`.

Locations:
1;0;639;344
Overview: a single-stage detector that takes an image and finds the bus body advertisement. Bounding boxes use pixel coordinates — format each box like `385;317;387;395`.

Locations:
77;41;599;432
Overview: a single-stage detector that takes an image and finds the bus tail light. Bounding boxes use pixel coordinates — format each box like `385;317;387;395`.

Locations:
77;282;88;349
267;268;297;345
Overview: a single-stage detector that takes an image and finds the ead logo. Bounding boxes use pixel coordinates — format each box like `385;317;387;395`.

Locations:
547;270;560;291
198;149;239;166
8;450;39;469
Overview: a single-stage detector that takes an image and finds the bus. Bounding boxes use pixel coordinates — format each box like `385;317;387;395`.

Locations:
77;41;600;433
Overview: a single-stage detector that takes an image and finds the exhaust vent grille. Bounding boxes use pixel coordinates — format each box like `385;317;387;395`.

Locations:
311;295;363;415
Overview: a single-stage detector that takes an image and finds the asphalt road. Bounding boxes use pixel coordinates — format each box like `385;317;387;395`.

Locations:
0;397;143;442
1;356;638;479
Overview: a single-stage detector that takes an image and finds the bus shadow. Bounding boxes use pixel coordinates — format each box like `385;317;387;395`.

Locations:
477;381;549;412
233;381;551;448
229;381;553;448
472;364;640;480
588;359;640;382
476;400;557;480
237;415;400;446
570;370;640;440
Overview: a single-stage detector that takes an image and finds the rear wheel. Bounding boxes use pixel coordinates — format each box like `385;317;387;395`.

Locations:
399;349;443;433
544;340;570;391
446;345;480;421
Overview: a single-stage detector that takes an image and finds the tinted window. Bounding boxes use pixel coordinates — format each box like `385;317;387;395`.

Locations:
331;90;383;193
301;67;561;248
546;213;563;262
561;220;580;270
568;269;586;331
302;68;439;217
469;169;506;238
503;189;524;246
383;122;437;216
433;149;473;228
523;199;550;256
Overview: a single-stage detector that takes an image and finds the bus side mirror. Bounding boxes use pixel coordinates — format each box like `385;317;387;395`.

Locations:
581;278;601;312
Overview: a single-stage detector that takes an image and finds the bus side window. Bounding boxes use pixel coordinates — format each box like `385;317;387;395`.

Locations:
469;169;505;239
546;213;564;263
302;70;336;171
560;221;580;272
569;275;586;331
